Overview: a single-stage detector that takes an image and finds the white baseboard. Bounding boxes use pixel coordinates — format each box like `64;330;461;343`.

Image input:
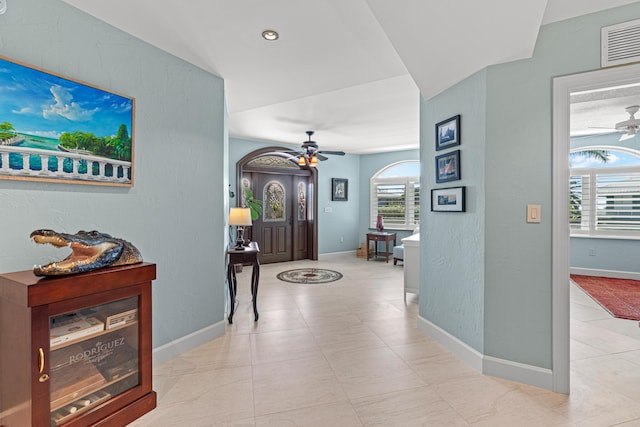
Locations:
417;314;483;371
570;267;640;280
418;315;553;391
319;250;357;257
152;320;226;366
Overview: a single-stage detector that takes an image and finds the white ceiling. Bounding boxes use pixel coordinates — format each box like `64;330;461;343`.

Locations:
62;0;640;154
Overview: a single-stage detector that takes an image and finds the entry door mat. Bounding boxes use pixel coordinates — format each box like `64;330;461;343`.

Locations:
571;274;640;321
277;268;343;284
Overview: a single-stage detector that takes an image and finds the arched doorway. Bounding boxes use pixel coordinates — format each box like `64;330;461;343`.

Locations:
236;147;318;263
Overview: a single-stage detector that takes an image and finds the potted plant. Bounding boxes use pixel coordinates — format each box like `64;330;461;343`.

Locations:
244;188;263;221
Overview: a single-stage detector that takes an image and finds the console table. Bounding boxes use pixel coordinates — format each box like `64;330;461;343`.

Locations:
366;232;396;263
226;242;260;323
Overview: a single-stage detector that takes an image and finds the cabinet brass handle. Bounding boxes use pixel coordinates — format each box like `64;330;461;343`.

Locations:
38;348;45;373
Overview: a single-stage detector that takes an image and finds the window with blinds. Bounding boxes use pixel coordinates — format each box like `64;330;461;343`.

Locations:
570;169;640;235
375;183;406;226
370;160;420;230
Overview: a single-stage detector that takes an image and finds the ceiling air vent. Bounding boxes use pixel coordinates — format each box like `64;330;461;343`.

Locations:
602;19;640;68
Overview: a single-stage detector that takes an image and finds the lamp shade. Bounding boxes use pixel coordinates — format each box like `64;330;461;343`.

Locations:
229;207;252;226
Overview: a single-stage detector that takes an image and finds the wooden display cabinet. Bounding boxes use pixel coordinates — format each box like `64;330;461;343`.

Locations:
0;263;156;427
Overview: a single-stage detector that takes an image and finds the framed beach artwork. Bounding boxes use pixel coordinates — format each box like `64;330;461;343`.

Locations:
431;186;466;212
435;150;461;183
435;114;460;151
0;55;135;187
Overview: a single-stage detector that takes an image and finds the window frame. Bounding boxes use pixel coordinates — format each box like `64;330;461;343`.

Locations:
370;161;420;231
570;163;640;239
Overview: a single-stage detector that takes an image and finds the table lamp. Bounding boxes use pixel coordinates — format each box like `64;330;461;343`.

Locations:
229;207;252;250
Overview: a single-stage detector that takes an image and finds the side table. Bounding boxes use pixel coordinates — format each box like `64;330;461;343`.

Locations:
226;241;260;323
366;232;397;263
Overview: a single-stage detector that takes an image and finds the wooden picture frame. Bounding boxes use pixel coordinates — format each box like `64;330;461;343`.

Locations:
431;186;466;212
435;114;460;151
331;178;348;201
435;150;460;183
0;55;135;187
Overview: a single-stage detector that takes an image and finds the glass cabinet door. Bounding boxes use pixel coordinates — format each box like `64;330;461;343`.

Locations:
48;296;139;426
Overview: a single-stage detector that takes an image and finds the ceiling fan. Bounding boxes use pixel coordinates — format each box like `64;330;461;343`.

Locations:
288;131;345;167
613;105;640;141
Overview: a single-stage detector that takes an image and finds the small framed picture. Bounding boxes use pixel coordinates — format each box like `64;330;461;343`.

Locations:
435;150;460;183
332;178;348;201
431;186;466;212
435;115;460;151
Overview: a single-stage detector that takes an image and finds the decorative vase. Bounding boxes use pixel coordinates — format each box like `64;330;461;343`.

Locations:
376;215;384;232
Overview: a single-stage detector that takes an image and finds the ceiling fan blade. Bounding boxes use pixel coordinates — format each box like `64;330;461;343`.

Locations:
316;153;329;161
317;150;345;156
620;132;636;141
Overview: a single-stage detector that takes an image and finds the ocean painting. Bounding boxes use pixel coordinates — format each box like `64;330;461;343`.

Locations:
435;114;460;151
0;55;134;186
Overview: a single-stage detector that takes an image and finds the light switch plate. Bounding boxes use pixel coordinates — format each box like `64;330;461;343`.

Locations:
0;0;6;15
527;204;541;223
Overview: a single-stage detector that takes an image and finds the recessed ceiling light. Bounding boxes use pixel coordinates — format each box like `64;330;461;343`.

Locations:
262;30;279;41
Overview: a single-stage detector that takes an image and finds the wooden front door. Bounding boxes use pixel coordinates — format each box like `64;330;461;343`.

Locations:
237;147;318;264
255;173;293;263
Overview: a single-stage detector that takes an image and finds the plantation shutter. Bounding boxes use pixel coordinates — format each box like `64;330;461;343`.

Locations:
376;183;406;227
570;169;640;235
596;172;640;231
411;181;420;226
569;175;589;232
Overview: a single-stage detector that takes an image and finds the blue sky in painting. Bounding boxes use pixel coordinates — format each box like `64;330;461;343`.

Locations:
0;58;132;139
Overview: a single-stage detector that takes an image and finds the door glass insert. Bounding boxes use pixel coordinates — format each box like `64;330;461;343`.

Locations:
49;296;139;426
263;180;286;222
298;182;306;220
241;177;250;207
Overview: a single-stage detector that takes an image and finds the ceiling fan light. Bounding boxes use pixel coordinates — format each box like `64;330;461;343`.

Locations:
298;155;306;166
309;155;318;167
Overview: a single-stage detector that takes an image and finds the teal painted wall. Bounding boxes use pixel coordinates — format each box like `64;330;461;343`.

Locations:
571;237;640;272
420;2;640;369
421;70;486;353
0;0;227;348
316;154;361;254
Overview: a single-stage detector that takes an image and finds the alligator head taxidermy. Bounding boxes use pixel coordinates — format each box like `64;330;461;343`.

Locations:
31;229;143;276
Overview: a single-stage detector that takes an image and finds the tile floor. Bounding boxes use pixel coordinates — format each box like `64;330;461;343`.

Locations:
129;254;640;426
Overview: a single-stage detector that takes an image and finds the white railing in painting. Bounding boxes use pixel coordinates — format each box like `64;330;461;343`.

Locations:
0;135;25;145
0;145;131;184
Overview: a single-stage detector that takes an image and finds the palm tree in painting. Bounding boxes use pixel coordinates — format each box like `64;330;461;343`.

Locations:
110;124;132;161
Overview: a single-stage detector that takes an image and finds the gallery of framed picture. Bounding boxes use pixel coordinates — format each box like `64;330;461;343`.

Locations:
431;186;466;212
432;114;465;211
435;114;460;151
331;178;348;201
0;54;135;187
435;149;460;183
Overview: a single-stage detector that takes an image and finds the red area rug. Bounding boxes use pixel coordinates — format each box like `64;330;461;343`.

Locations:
571;275;640;321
